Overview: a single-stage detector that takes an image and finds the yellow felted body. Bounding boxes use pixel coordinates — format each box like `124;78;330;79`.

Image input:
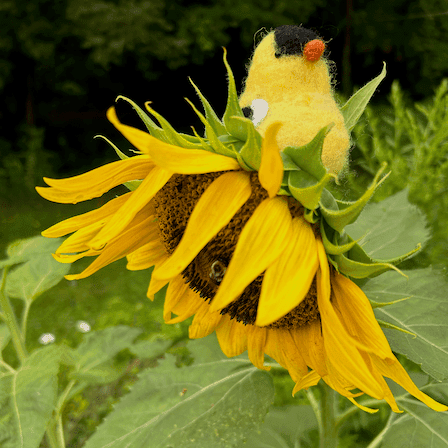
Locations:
239;32;350;174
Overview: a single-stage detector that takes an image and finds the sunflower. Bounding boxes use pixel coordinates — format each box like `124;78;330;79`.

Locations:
37;27;447;413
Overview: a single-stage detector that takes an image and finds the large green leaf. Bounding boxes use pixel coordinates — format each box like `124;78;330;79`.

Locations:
84;335;274;448
69;326;142;384
363;268;448;381
345;188;429;260
244;405;318;448
4;253;70;303
0;345;64;448
382;383;448;448
0;236;63;269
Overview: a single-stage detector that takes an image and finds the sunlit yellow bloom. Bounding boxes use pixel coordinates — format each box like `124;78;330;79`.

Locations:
36;105;447;414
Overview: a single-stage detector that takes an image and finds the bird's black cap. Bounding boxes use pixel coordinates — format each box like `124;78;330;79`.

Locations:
274;25;321;58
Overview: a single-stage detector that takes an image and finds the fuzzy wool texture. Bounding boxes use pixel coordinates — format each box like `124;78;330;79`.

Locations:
239;32;350;174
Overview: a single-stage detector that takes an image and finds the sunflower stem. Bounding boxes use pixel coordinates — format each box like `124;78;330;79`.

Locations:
319;383;338;448
0;267;28;364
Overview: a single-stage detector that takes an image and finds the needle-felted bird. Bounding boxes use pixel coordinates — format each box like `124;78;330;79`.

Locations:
239;25;350;174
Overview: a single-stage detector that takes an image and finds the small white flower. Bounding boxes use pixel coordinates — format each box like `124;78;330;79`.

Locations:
76;320;91;332
39;333;55;345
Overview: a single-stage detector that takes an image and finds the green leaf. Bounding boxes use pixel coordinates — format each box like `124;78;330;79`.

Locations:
244;405;318;448
5;252;71;303
341;62;386;132
282;124;332;180
0;236;64;269
0;345;64;448
0;324;11;354
344;188;429;260
72;325;142;374
382;385;448;448
129;337;172;360
363;268;448;381
84;335;274;448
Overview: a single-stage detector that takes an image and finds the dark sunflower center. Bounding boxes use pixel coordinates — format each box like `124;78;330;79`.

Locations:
153;172;320;329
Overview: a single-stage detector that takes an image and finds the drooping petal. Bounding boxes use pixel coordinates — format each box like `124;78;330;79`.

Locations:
258;122;283;198
247;326;270;371
210;197;293;312
36;156;153;203
153;171;252;281
126;240;167;271
42;192;133;238
291;319;327;378
332;272;395;361
89;167;172;250
316;239;385;399
264;328;308;381
293;370;321;394
256;217;319;326
162;275;189;321
55;221;105;255
371;354;448;412
189;300;223;339
107;107;241;174
215;315;249;357
65;212;157;280
166;289;203;324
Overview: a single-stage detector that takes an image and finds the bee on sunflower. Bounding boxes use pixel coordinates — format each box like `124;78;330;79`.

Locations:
36;25;447;413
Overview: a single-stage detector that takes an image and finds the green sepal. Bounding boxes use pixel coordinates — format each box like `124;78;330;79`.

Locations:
332;250;405;279
282;123;333;180
222;47;246;140
288;170;335;210
190;126;215;152
144;102;205;149
115;95;167;143
178;133;203;144
94;135;129;160
188;77;227;138
281;152;300;171
319;188;339;211
232;116;262;170
236;151;253;171
184;98;237;158
281;171;289;187
377;319;415;337
341;62;386;132
124;180;142;191
320;220;361;255
304;208;319;224
369;296;411;309
321;163;389;232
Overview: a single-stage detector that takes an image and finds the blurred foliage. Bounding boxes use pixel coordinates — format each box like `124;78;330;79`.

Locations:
333;78;448;268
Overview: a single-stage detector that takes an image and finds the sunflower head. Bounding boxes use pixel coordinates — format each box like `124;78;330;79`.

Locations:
35;25;446;414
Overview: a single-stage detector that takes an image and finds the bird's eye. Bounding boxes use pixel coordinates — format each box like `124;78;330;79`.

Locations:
242;99;269;127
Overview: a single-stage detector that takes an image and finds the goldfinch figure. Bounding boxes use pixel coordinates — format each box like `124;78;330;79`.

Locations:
239;25;350;174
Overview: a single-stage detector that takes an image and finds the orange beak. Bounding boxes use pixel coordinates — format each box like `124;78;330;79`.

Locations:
304;39;326;62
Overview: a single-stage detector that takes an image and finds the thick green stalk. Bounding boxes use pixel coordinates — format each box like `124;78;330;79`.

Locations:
319;383;338;448
0;267;28;363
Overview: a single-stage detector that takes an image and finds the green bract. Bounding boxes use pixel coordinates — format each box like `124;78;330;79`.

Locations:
114;50;418;281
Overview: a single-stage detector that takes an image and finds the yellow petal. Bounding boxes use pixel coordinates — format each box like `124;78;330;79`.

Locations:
210;197;292;312
153;171;252;281
348;397;379;414
166;289;202;324
332;272;395;360
293;370;321;395
89;167;172;250
371;354;448;412
126;240;167;271
107;107;241;174
55;221;104;255
65;213;157;280
316;239;385;399
36;156;153;203
215;315;249;357
258;122;283;198
42;192;132;238
247;326;270;371
291;319;327;377
264;328;308;381
189;301;223;339
146;275;169;300
256;217;319;326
